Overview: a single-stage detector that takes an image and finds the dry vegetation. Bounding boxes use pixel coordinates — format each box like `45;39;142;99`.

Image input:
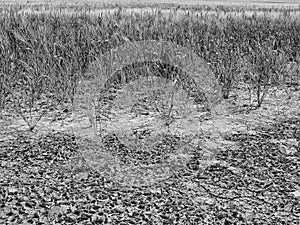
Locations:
0;2;299;224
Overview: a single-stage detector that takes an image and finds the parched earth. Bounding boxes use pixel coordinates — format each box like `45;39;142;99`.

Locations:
0;86;299;224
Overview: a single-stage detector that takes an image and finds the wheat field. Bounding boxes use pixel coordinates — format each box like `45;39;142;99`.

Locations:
0;1;299;224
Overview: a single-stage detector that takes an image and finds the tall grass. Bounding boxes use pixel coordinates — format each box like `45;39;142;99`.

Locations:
0;5;299;131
